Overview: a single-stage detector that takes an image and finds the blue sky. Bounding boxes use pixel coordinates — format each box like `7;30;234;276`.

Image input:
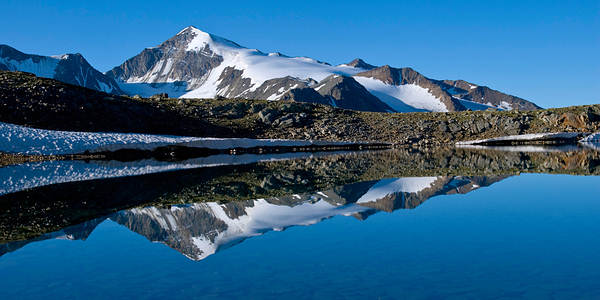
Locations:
1;0;598;108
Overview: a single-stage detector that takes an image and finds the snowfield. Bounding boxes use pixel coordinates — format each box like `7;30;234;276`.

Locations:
354;77;448;112
0;122;354;155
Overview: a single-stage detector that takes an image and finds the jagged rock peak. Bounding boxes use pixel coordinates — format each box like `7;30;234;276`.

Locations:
346;58;377;70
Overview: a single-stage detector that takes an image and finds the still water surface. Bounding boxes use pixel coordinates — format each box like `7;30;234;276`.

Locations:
0;149;599;299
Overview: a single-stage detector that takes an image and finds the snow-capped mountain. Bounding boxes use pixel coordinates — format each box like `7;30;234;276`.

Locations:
0;44;123;94
106;26;540;112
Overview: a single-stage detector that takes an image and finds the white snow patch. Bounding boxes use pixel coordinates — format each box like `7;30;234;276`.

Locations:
315;83;327;91
499;101;513;110
353;77;448;112
456;132;581;146
456;144;581;152
0;122;357;155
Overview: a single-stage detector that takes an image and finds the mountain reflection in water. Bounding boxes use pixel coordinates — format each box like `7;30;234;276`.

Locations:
1;146;599;260
2;175;506;260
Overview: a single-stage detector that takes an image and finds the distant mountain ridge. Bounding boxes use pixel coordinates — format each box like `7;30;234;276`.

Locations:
106;26;540;112
0;45;123;94
0;26;541;112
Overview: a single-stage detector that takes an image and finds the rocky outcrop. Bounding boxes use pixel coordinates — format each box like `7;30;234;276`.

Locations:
311;75;395;112
441;79;541;110
344;58;377;70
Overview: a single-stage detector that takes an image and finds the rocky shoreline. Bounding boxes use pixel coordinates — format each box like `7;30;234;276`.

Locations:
0;143;391;167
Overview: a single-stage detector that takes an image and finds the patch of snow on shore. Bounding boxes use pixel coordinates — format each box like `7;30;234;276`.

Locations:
456;132;581;145
0;151;352;196
0;122;355;155
456;144;581;153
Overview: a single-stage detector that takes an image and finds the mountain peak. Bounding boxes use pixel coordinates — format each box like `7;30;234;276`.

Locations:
176;25;202;35
346;58;376;70
174;26;242;51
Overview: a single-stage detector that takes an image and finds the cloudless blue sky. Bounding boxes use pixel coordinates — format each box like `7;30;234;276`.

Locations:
1;0;598;108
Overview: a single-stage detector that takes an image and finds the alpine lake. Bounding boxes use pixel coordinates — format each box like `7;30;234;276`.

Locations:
1;145;599;299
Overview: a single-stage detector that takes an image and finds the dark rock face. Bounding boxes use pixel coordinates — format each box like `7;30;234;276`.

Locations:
215;67;253;98
312;75;395;112
213;72;394;112
106;27;225;89
242;76;309;100
280;87;330;105
277;75;396;112
441;79;541;111
53;53;124;94
0;44;123;94
0;71;228;137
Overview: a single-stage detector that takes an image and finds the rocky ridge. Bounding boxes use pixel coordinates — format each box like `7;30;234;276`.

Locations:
0;45;123;94
104;26;539;112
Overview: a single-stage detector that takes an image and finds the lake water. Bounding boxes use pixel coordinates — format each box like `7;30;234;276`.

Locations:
0;147;599;299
